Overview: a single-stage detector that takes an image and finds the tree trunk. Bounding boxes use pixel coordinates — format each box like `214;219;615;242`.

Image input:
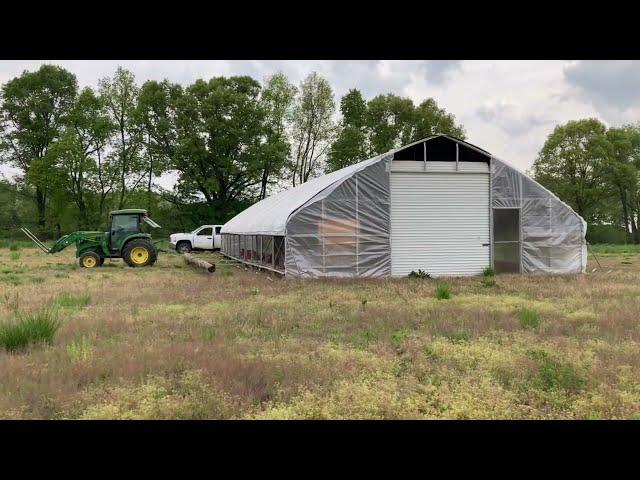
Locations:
260;168;269;200
118;125;127;209
147;135;153;215
619;187;631;243
35;187;46;229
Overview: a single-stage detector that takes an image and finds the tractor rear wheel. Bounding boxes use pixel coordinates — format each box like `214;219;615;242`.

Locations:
79;251;101;268
123;239;157;267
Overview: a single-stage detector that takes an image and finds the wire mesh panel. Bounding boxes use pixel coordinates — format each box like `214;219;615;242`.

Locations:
261;235;273;266
274;236;285;271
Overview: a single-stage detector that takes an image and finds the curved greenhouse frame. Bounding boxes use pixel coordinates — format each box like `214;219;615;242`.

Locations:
221;135;587;278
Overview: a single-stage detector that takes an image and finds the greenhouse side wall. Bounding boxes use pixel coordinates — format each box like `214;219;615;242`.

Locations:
221;233;285;273
491;157;587;274
285;154;392;278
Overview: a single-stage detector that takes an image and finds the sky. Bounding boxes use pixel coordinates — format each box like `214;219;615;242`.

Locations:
1;60;638;189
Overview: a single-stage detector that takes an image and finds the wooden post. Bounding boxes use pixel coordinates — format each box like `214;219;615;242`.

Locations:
183;253;216;273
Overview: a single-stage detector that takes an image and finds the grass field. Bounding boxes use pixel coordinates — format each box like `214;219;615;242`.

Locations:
0;243;639;419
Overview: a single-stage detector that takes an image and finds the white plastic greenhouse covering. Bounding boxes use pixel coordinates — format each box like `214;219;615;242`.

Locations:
221;136;587;277
491;157;587;274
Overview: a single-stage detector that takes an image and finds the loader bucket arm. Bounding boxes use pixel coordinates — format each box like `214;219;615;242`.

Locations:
20;227;51;253
49;232;86;253
20;228;86;254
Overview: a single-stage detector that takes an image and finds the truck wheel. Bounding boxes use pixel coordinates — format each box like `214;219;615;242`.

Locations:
123;239;157;267
176;241;191;253
79;251;101;268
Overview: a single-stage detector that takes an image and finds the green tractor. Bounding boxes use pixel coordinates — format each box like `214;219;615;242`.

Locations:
21;209;162;268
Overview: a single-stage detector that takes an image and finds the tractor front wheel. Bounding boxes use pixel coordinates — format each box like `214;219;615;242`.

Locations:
123;239;157;267
79;251;101;268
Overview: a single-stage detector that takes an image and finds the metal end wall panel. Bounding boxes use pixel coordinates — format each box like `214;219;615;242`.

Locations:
390;170;490;276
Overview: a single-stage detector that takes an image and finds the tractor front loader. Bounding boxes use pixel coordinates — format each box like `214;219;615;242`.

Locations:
21;209;162;268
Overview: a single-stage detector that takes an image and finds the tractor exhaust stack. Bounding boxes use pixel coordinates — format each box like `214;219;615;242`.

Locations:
20;227;51;253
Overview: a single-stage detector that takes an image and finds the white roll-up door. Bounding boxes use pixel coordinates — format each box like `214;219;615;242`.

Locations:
390;162;490;276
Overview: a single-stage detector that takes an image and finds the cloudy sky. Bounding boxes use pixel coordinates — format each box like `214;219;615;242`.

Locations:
1;60;637;186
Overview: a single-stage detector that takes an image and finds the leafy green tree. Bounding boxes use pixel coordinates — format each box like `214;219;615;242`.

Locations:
99;67;145;209
533;119;609;223
602;126;640;242
328;91;465;171
0;64;78;228
136;79;183;213
45;87;116;228
290;72;336;186
258;73;296;199
327;89;369;172
170;76;270;218
365;93;414;155
341;88;367;128
327;125;368;172
412;98;465;140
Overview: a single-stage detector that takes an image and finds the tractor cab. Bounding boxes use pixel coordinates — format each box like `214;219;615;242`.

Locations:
108;209;161;251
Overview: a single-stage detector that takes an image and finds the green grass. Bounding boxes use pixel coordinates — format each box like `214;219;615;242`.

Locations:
10;252;21;261
1;247;639;419
589;243;640;256
526;350;586;393
0;308;61;352
480;278;496;287
482;267;495;277
67;336;93;362
518;307;541;329
435;283;451;300
408;269;431;279
56;292;91;309
9;243;20;252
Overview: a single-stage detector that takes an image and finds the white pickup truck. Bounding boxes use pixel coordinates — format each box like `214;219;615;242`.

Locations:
169;225;223;253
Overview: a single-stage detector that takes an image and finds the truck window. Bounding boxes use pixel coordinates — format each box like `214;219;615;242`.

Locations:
197;227;213;236
215;227;221;234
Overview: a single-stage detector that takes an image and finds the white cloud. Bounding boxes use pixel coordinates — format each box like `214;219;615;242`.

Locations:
563;60;640;125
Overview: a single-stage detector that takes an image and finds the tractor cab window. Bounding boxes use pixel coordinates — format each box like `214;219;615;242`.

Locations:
113;214;139;233
110;214;140;251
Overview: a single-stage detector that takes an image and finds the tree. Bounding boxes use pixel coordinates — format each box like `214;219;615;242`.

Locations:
45;87;116;228
0;64;78;228
258;72;296;199
602;126;640;243
340;88;367;128
290;72;336;186
327;89;369;172
136;79;183;213
170;76;269;218
99;67;145;209
328;91;465;171
411;98;465;140
533;119;609;223
365;93;414;155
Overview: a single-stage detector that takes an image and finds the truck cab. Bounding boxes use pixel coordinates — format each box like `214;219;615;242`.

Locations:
169;225;223;253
